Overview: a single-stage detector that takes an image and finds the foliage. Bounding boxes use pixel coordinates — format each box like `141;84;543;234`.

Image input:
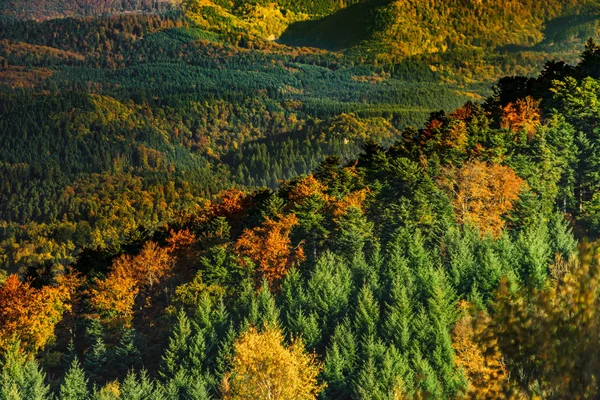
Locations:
221;325;324;400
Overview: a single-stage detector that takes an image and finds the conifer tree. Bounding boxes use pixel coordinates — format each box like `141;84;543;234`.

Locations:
517;218;551;288
0;340;51;400
114;328;142;376
84;337;108;384
255;281;279;328
548;212;577;260
383;276;412;353
354;284;380;340
60;358;90;400
160;310;192;380
305;252;352;337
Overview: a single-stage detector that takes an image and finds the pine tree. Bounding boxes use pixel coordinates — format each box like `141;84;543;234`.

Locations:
411;349;442;399
354;358;383;400
443;226;477;296
517;218;551;288
305;252;352;338
383;276;412;353
354;285;380;340
333;206;374;262
84;337;108;384
121;370;165;400
548;212;577;260
162;368;210;400
322;321;357;400
0;339;50;400
255;281;279;328
160;310;192;380
60;358;90;400
114;328;142;376
21;360;51;400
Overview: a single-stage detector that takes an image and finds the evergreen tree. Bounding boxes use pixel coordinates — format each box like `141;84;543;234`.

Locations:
60;358;90;400
517;218;551;288
354;284;380;340
0;340;50;400
160;310;192;380
84;337;108;384
255;281;279;328
114;328;142;376
548;212;577;260
383;276;412;353
305;252;352;338
322;321;357;400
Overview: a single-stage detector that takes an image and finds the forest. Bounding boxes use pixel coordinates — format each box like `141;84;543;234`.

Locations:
2;0;600;398
1;38;600;399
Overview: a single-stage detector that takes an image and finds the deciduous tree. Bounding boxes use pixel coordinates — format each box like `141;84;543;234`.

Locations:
222;325;324;400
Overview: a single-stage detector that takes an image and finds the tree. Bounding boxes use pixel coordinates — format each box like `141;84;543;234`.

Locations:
88;267;139;328
322;321;357;400
235;214;304;288
89;241;174;327
440;161;526;237
160;310;192;380
120;370;161;400
0;274;72;352
221;325;325;400
60;358;90;400
500;96;541;140
452;303;506;399
113;328;142;375
0;339;51;400
129;241;173;289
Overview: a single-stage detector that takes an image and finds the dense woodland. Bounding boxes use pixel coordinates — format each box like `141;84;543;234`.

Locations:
0;10;475;272
1;39;600;398
2;0;600;399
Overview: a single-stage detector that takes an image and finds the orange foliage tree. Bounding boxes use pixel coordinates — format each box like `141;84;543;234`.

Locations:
331;189;369;217
235;214;304;287
89;241;174;327
287;174;328;206
0;273;75;352
440;161;526;237
88;265;139;328
500;96;541;140
212;188;248;218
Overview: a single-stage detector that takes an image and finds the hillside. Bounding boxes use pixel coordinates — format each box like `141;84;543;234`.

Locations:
0;0;180;20
0;12;476;273
1;42;600;399
280;0;600;59
2;0;600;396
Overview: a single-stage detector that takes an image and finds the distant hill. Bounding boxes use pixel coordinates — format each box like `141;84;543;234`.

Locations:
280;0;600;59
0;0;180;20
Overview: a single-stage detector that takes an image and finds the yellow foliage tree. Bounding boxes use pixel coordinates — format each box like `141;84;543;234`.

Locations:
88;267;139;328
452;302;507;399
288;174;328;206
222;325;325;400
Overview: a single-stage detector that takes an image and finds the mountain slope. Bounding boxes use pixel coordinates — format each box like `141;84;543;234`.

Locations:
280;0;600;58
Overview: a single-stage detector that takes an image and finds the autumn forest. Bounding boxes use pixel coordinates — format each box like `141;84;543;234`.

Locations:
2;0;600;399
